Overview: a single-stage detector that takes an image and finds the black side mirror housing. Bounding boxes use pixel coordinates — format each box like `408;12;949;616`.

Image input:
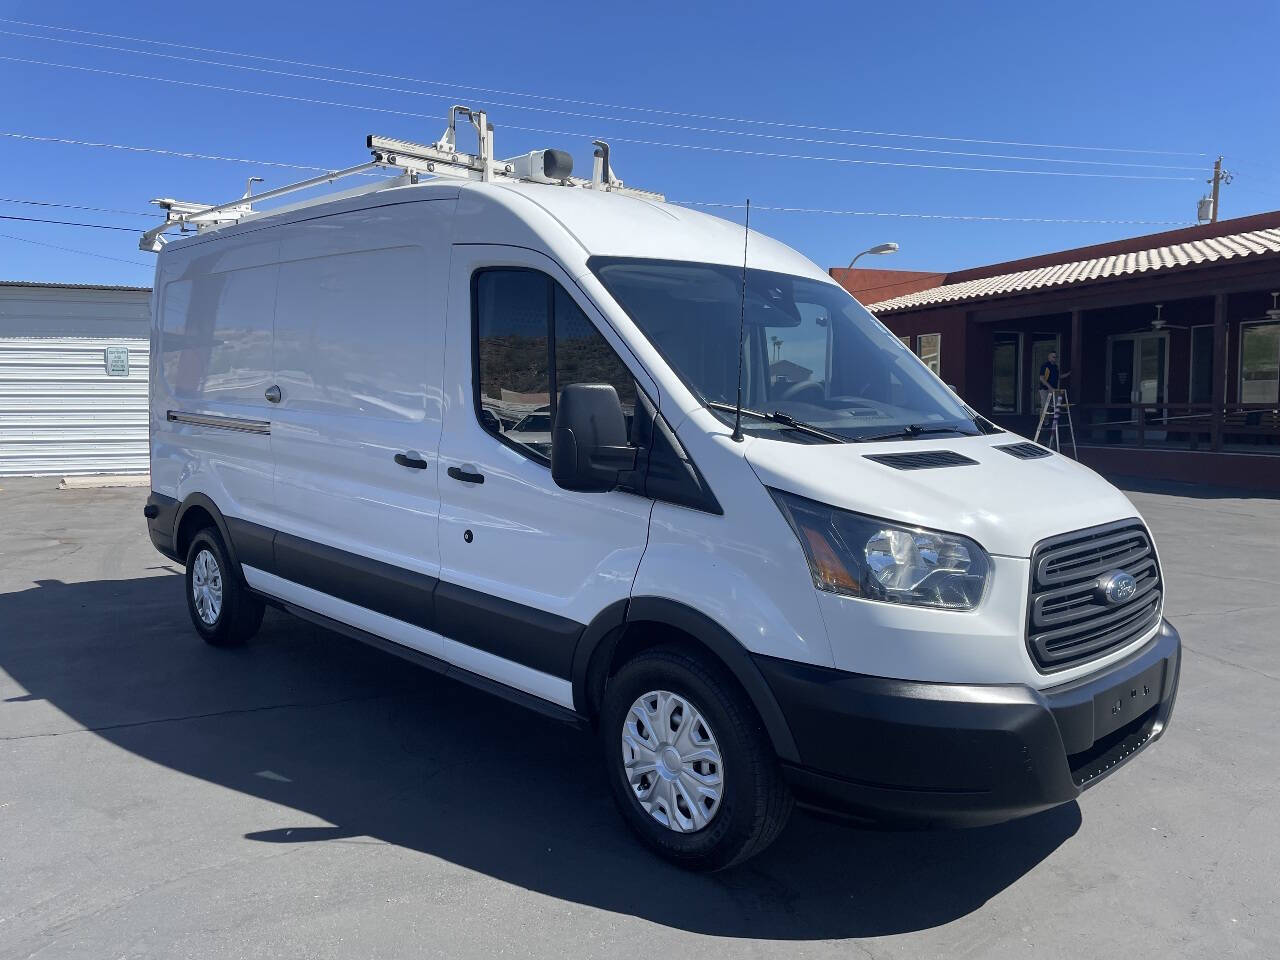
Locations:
552;383;636;492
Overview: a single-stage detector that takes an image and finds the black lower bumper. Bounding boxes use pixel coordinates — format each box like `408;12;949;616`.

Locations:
754;619;1181;828
144;491;181;563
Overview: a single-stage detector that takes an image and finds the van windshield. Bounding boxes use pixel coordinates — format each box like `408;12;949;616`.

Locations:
590;257;982;443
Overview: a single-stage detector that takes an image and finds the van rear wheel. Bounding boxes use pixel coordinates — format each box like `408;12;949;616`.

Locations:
601;646;793;871
184;528;264;647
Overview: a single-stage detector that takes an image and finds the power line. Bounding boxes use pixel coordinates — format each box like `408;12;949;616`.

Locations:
677;200;1189;226
0;130;341;172
0;15;1210;159
10;194;1187;230
0;28;1208;172
0;136;1193;228
0;56;1201;182
0;229;152;267
0;195;160;217
0;213;138;231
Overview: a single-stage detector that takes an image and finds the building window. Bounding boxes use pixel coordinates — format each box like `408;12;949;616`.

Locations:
1239;321;1280;404
1189;324;1215;405
474;268;637;462
898;335;912;350
917;333;941;376
1029;334;1061;412
992;332;1022;413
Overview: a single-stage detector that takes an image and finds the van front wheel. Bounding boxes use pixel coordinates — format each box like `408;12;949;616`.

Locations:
184;528;264;647
601;646;793;871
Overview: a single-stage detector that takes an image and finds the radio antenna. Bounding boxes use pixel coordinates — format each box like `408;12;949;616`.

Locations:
731;199;751;443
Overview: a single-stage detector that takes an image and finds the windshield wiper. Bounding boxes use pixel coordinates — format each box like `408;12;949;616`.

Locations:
706;402;846;443
851;424;974;443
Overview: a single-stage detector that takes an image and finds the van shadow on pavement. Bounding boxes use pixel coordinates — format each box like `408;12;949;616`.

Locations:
0;575;1080;940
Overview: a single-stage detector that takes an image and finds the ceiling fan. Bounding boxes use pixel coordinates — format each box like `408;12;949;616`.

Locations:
1149;303;1189;331
1240;291;1280;324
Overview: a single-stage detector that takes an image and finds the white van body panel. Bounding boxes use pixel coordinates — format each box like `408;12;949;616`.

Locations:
436;243;653;632
633;405;835;668
745;431;1142;559
455;182;827;277
267;200;453;580
150;232;279;527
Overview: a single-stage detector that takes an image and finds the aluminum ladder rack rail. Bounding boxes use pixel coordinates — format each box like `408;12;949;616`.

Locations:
140;106;663;252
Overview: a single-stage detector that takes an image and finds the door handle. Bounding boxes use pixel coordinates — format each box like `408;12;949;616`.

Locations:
395;451;429;470
265;384;282;403
447;465;485;484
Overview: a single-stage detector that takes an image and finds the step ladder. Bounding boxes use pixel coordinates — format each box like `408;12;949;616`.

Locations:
1033;388;1078;458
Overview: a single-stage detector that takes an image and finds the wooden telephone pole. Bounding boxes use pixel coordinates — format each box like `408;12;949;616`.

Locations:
1208;156;1233;223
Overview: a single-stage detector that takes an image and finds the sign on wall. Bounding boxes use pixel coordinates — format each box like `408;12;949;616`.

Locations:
104;346;130;377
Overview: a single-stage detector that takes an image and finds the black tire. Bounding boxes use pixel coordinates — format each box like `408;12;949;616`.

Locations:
184;527;264;647
601;645;793;871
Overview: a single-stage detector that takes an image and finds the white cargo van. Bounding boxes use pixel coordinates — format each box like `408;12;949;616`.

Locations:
142;113;1180;870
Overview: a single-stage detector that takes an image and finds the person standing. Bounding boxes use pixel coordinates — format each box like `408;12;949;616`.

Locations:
1039;350;1069;412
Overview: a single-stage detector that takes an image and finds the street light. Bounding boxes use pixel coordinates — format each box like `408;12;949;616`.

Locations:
847;242;899;268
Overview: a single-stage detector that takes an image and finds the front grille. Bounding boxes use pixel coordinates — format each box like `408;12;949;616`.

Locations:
1027;520;1162;671
863;450;978;470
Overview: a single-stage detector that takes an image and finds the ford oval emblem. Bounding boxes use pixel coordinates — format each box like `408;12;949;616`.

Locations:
1098;570;1138;605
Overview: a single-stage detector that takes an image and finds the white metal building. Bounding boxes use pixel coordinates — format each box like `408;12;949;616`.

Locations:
0;281;152;477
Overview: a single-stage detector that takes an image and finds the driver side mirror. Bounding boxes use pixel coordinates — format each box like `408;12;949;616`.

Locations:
551;384;637;492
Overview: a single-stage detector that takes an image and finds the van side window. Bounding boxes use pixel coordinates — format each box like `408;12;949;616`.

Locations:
474;269;637;463
553;285;637;418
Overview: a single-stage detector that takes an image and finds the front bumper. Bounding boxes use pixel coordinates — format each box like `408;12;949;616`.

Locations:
754;619;1180;828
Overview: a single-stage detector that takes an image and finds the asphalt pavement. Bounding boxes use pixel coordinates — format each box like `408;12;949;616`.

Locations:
0;474;1276;958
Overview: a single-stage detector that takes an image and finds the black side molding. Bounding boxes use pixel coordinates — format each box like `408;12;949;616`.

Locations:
435;580;582;679
281;599;587;728
212;507;583;681
144;491;180;562
274;531;436;631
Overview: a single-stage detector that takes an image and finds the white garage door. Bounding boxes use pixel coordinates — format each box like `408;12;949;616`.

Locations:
0;337;150;476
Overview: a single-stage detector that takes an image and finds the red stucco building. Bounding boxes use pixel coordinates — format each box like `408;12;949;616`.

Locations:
834;212;1280;490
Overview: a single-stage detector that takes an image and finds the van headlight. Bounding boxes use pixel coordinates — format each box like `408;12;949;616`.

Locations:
770;490;990;610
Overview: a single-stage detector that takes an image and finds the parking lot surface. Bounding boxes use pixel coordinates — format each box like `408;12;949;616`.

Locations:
1;475;1277;959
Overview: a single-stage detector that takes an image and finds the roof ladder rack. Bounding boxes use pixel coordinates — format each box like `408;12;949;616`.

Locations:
140;106;664;252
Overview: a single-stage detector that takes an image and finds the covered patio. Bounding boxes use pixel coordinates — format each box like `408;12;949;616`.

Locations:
861;215;1280;489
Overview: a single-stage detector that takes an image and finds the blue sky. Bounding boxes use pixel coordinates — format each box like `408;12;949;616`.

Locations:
2;0;1278;288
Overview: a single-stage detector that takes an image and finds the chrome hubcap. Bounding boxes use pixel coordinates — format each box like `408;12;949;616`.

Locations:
191;548;223;626
622;689;724;833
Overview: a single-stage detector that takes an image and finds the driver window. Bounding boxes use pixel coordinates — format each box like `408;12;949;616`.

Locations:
474;268;639;463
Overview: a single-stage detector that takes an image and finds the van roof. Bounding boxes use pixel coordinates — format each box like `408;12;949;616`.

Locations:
467;180;828;280
157;177;831;284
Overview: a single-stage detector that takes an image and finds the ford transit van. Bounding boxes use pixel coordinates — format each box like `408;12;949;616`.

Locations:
142;124;1180;870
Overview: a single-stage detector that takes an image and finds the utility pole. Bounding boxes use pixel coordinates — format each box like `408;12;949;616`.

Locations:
1208;156;1233;223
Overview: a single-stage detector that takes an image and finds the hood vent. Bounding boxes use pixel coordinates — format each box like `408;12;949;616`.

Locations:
996;442;1052;460
863;450;979;471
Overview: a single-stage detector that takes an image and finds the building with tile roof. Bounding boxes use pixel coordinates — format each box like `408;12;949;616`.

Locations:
832;212;1280;490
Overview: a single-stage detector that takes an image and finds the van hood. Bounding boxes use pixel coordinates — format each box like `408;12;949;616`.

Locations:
746;435;1141;558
